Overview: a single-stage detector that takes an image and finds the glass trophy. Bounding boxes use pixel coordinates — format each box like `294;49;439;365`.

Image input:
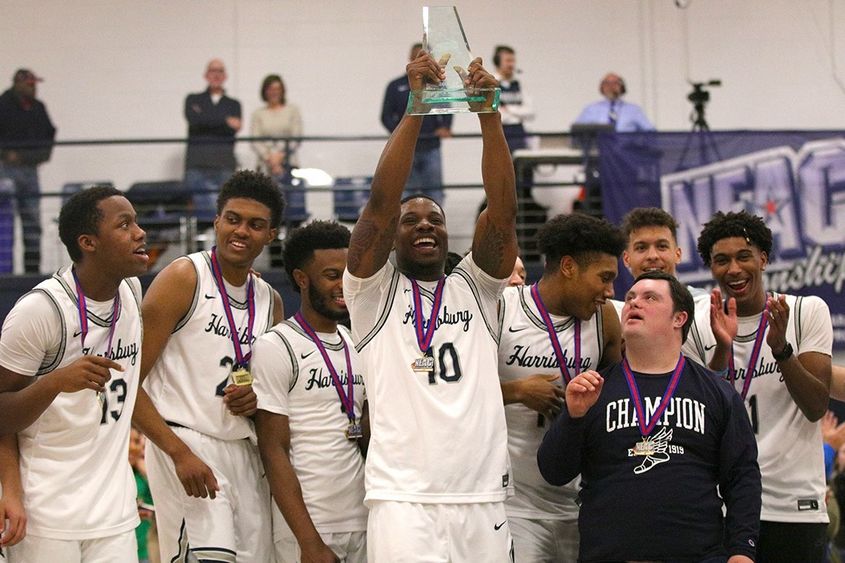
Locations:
406;6;500;115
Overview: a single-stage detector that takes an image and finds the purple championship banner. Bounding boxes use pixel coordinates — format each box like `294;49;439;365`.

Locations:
598;130;845;351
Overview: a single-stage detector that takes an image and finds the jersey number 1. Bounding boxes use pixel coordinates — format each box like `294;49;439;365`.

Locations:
424;343;463;385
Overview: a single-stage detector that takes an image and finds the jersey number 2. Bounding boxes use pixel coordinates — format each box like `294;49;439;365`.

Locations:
216;356;235;396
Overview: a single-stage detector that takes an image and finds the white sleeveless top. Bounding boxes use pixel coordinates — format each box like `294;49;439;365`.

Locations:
0;266;143;539
144;251;276;441
344;254;512;504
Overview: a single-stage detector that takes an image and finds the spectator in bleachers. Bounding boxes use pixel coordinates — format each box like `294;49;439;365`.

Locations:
250;74;302;178
184;59;241;220
0;68;56;274
493;45;534;154
251;74;303;266
380;43;452;205
574;72;654;132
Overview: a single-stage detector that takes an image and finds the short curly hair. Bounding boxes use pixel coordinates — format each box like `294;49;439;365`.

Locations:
696;211;772;266
283;220;351;293
537;213;626;272
59;185;125;262
620;207;678;243
217;170;286;228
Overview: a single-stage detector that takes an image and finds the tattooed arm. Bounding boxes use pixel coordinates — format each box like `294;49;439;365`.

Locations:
469;61;517;279
347;52;445;278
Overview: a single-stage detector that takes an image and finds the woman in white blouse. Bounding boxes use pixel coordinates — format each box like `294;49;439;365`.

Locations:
250;74;303;176
251;74;305;265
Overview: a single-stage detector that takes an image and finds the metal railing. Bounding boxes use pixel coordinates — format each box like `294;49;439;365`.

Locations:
0;131;594;274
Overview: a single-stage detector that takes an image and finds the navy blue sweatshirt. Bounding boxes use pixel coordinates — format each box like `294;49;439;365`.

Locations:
184;88;241;170
538;359;760;562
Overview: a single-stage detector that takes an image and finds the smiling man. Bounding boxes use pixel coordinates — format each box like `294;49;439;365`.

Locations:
0;186;149;561
344;52;517;561
497;213;624;562
613;207;710;315
252;220;367;563
133;170;285;563
687;210;832;563
538;271;760;563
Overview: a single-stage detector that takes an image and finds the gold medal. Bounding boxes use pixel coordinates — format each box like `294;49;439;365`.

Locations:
632;439;654;456
412;355;435;373
231;366;253;386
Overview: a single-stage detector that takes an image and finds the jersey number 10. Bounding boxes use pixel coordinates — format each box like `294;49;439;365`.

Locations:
423;343;463;385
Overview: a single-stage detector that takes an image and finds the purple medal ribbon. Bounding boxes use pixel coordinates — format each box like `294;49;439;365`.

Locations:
209;247;255;368
72;267;120;359
294;312;356;423
409;276;446;354
622;354;685;438
530;283;580;384
728;303;769;400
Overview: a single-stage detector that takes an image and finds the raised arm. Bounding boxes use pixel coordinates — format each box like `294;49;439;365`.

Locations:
347;53;445;278
766;295;830;422
537;370;604;486
470;60;517;279
132;259;219;499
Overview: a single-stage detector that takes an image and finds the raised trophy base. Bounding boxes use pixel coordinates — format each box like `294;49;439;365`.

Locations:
407;87;500;115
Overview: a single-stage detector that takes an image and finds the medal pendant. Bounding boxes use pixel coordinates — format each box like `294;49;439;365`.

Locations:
345;421;364;440
633;439;654;456
231;366;253;386
412;355;435;373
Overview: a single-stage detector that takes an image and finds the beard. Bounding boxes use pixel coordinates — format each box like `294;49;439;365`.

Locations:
308;285;349;323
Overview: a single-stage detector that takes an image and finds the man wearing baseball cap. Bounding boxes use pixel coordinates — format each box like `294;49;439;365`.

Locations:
0;68;56;273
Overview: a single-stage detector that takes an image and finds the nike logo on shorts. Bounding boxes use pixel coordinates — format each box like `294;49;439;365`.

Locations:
494;520;507;531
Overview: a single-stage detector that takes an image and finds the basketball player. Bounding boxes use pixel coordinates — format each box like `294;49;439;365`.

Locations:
133;170;285;563
620;208;845;411
613;207;710;315
343;52;517;561
507;255;526;286
688;211;832;562
0;186;148;561
253;220;367;563
498;213;624;562
538;271;760;562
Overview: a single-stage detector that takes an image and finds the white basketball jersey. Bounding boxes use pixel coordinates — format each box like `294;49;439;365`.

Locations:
252;320;367;533
498;285;606;520
2;266;143;539
343;254;512;504
686;292;832;523
144;251;276;441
